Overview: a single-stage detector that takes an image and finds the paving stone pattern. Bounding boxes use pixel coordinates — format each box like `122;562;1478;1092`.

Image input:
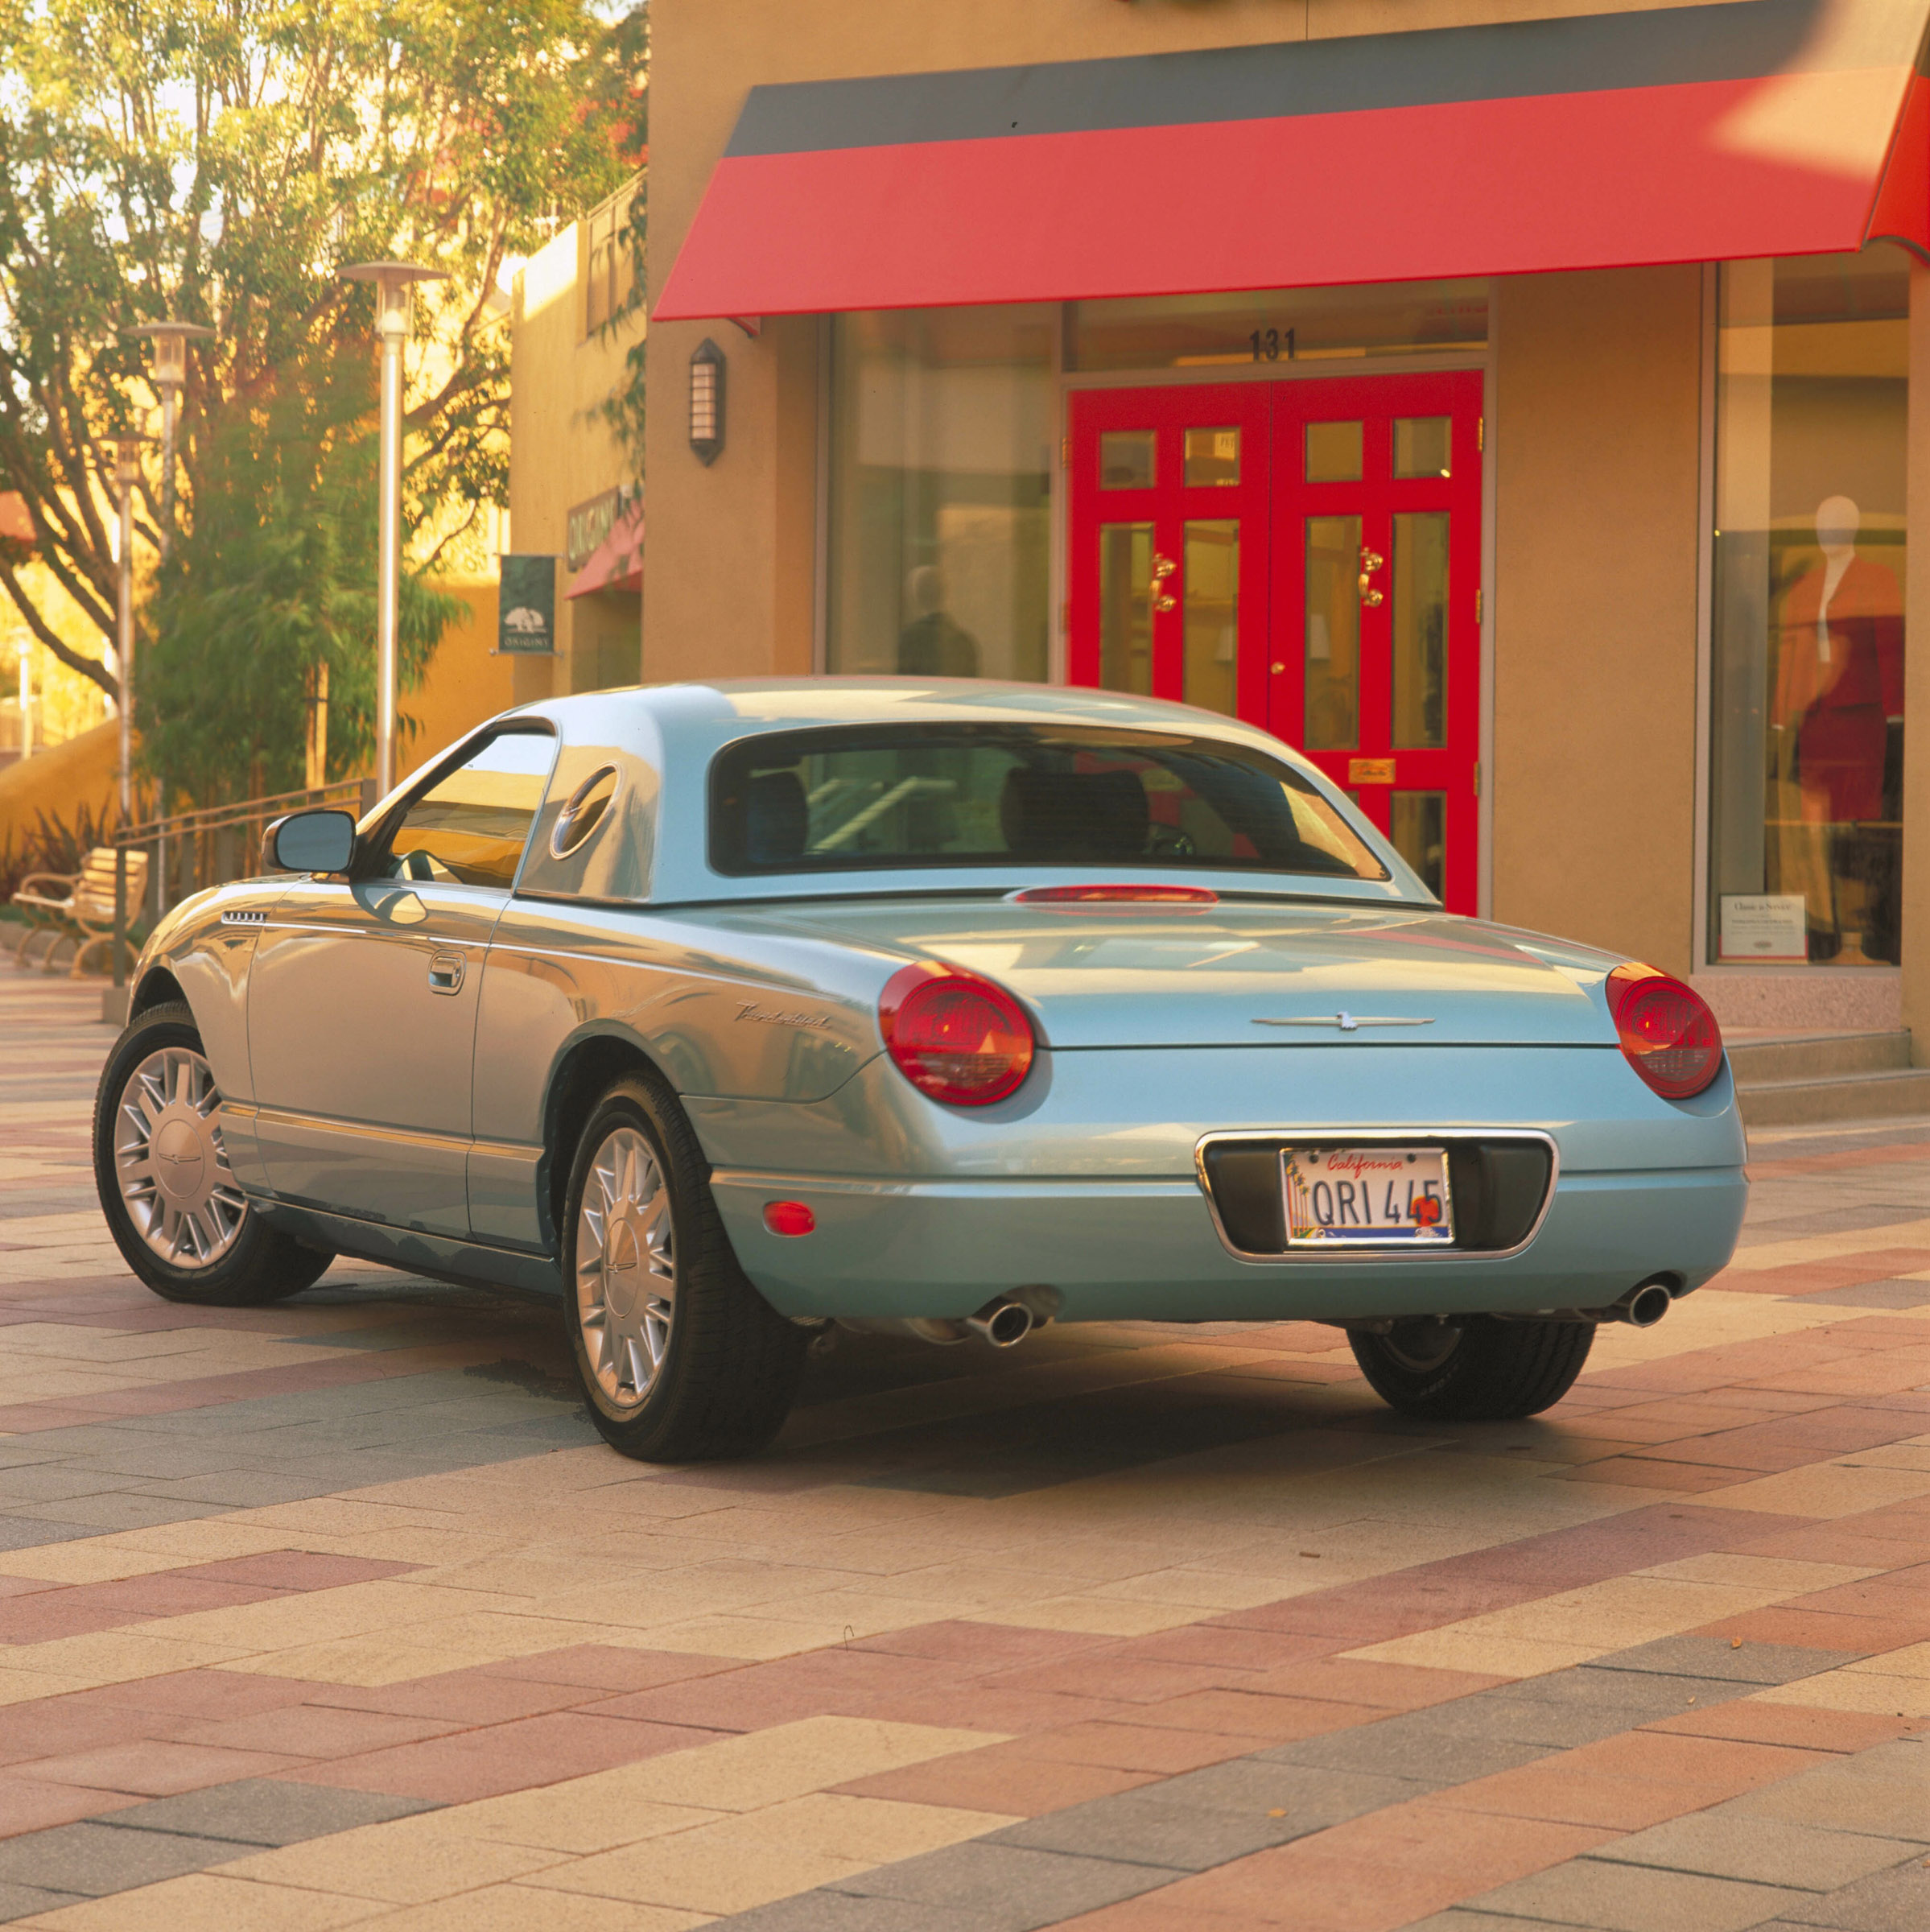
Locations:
0;967;1925;1930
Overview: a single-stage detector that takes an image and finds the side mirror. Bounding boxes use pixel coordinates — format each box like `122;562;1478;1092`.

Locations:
266;808;357;876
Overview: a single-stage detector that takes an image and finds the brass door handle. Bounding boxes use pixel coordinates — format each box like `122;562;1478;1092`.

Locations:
1358;546;1385;606
1151;551;1177;613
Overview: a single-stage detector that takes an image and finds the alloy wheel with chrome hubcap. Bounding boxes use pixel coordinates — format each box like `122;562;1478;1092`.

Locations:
113;1046;249;1268
575;1125;677;1409
93;999;333;1306
559;1073;807;1461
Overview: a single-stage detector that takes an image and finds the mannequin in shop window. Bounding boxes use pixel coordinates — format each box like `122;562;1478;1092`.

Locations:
1771;495;1904;963
897;565;981;679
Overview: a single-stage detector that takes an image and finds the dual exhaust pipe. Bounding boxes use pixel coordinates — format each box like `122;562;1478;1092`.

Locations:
965;1298;1036;1348
838;1294;1042;1350
857;1283;1676;1350
1606;1280;1675;1328
1503;1278;1676;1329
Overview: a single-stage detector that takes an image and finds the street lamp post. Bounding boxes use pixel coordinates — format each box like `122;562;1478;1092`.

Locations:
128;322;212;558
111;433;142;993
340;262;445;799
126;320;212;918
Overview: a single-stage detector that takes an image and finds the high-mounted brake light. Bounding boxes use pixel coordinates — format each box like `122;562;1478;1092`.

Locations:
1011;885;1219;906
1606;964;1723;1100
879;964;1035;1107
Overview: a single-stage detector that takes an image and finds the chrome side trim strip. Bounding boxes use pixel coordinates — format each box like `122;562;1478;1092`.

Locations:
248;1107;473;1158
1192;1126;1561;1266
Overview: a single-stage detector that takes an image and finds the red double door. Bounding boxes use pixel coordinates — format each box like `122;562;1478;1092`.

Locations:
1068;372;1483;910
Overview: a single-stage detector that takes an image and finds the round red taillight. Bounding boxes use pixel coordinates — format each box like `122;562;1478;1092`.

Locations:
1606;964;1723;1100
878;964;1035;1107
762;1201;815;1237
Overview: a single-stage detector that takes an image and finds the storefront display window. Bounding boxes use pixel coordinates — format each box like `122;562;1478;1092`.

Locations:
1068;280;1488;373
1709;247;1907;968
826;307;1054;681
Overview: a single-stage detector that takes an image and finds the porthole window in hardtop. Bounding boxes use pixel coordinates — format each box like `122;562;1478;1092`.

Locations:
711;724;1388;881
519;743;658;902
551;765;620;860
383;730;556;889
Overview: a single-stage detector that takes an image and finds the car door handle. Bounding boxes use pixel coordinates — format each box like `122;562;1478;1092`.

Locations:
428;951;465;995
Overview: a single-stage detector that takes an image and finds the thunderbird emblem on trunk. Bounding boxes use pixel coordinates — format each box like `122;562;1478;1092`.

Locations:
1252;1013;1436;1032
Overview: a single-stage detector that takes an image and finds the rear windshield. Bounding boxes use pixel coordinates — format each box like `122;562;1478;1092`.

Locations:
710;724;1389;881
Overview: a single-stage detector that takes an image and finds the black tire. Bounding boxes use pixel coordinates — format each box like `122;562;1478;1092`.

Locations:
561;1071;806;1461
93;1000;333;1307
1350;1315;1594;1421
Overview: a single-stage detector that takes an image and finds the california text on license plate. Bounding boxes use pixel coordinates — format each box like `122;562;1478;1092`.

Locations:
1282;1147;1454;1245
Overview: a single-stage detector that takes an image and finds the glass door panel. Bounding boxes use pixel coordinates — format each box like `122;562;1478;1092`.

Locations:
1304;516;1361;749
1270;370;1485;912
1392;791;1446;898
1099;523;1153;694
1306;421;1363;481
1069;384;1269;720
1392;510;1450;749
1183;521;1239;716
1100;431;1155;489
1184;427;1240;487
1072;372;1483;913
1393;417;1452;478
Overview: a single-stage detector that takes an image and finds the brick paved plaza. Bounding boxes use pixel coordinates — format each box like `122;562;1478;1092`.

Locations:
0;969;1924;1931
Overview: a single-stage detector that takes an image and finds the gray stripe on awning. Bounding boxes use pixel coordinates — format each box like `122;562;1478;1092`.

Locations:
723;0;1916;159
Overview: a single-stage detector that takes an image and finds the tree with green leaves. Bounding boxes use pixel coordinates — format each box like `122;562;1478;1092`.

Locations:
0;0;648;800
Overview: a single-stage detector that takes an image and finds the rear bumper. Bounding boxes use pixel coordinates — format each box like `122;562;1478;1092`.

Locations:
690;1041;1748;1323
711;1162;1747;1324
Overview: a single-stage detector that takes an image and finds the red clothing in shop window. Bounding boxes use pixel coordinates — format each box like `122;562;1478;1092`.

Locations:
1774;554;1904;824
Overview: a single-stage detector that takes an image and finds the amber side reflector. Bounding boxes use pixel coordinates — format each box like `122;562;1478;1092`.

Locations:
1011;885;1219;906
762;1201;816;1236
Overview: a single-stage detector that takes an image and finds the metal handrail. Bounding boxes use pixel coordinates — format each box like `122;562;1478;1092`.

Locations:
105;778;375;996
112;778;365;848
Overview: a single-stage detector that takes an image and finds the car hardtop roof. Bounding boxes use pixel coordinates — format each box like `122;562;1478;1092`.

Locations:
526;677;1330;778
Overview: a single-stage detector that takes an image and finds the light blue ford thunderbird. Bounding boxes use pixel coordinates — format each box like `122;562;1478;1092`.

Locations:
94;683;1745;1459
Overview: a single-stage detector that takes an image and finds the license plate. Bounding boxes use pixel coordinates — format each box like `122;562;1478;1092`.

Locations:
1282;1146;1454;1245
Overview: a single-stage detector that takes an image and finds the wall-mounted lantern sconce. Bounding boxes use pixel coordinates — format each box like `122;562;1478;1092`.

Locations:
689;338;724;465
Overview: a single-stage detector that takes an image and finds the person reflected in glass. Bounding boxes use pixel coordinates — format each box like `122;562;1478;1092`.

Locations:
1772;496;1904;963
897;565;981;679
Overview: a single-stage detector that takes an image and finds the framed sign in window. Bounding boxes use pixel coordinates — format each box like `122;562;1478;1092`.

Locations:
499;555;558;655
1718;894;1808;964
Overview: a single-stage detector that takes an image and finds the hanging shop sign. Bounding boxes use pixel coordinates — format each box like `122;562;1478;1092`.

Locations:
498;555;559;654
567;489;627;573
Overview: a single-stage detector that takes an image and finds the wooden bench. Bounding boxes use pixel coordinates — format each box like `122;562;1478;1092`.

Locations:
10;848;150;976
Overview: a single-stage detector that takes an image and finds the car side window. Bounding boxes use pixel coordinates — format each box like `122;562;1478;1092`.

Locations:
381;731;557;890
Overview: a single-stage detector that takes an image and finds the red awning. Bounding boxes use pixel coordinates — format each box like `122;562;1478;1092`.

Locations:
567;499;644;598
656;0;1930;321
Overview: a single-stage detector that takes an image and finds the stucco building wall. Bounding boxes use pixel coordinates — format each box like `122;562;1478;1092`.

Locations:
509;208;644;705
1491;267;1705;975
642;0;1897;1000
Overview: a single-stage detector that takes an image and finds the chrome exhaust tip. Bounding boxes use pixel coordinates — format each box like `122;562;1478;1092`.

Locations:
1612;1282;1674;1329
966;1298;1034;1348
